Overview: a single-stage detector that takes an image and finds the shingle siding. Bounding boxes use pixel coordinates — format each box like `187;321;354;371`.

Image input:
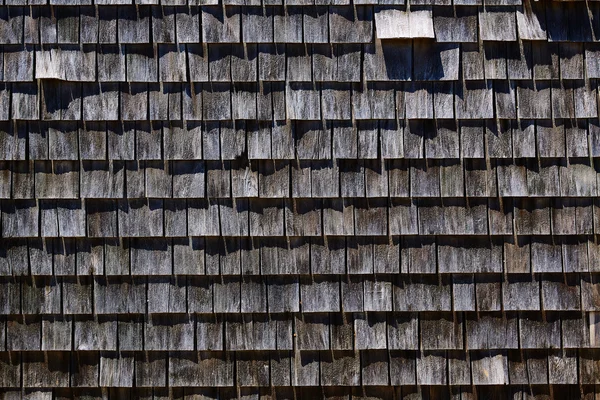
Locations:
0;0;598;398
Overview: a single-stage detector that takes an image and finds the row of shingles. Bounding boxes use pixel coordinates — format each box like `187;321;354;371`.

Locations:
0;325;595;386
375;2;600;42
0;307;596;350
2;119;600;161
13;44;600;85
2;196;600;237
0;326;595;387
7;41;600;83
2;198;600;237
0;2;598;45
0;313;589;388
2;158;600;197
0;5;372;45
0;350;596;388
0;387;594;400
1;80;599;122
0;272;597;313
0;0;524;5
0;5;448;44
15;0;580;4
0;234;598;274
0;0;535;5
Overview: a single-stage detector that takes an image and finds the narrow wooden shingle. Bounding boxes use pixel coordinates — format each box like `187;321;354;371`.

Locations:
516;0;546;40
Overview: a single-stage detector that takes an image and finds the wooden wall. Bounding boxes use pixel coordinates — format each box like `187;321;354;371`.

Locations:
0;0;598;398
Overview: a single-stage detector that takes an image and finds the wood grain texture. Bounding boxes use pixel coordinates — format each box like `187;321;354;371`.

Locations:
0;1;597;395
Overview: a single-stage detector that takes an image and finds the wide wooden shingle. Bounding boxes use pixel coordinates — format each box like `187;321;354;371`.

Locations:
374;6;434;39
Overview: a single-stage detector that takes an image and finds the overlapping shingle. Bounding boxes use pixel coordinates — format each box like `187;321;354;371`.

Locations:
0;0;598;397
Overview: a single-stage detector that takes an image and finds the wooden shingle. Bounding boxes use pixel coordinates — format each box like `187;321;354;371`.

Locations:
202;6;241;43
374;6;434;39
0;0;597;395
479;6;516;41
516;0;546;40
364;39;412;81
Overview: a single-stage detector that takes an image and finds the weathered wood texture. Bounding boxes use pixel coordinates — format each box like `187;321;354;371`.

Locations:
0;0;597;397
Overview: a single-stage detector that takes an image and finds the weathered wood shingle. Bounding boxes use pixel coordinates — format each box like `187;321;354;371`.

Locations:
0;0;597;396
